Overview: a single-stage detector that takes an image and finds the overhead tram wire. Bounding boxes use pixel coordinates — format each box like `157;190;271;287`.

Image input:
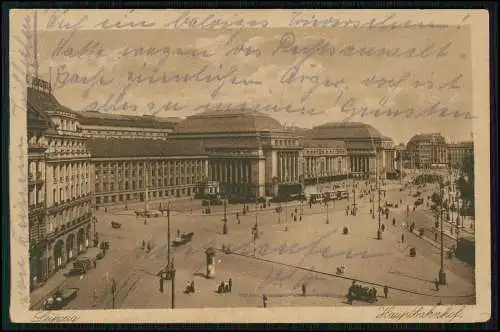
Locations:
223;249;475;299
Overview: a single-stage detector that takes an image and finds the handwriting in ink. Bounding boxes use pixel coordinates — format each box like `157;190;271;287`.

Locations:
93;10;155;29
280;62;347;102
288;12;450;30
46;10;88;31
52;33;108;58
127;64;262;99
272;32;452;68
53;64;114;99
360;72;463;91
164;10;269;29
340;96;476;121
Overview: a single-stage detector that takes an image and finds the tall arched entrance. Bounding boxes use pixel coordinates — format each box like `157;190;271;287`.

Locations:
53;240;64;270
77;228;85;254
66;233;75;261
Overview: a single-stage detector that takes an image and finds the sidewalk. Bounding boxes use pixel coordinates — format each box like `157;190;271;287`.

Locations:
29;264;72;310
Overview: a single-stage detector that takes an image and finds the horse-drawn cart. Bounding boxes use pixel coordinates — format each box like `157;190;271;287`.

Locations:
347;284;378;303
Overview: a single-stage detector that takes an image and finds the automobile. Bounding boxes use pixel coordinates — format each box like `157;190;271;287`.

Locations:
172;232;194;247
99;240;110;251
70;256;96;275
256;197;267;203
44;287;79;310
145;210;160;218
202;198;223;206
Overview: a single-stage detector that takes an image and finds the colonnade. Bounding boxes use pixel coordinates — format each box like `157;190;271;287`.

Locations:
210;159;252;184
277;152;299;182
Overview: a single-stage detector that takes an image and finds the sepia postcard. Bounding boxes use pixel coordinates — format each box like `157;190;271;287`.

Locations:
8;9;491;324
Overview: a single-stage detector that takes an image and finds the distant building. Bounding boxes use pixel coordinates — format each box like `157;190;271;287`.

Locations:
170;109;303;198
86;138;209;207
27;76;93;287
448;141;474;169
76;111;179;140
406;133;448;169
306;122;396;179
301;139;350;186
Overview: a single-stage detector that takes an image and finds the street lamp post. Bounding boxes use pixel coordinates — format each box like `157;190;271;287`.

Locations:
92;217;98;247
111;277;116;309
371;186;375;219
222;197;228;235
254;196;259;239
325;199;329;224
438;182;447;285
376;150;382;240
352;183;357;216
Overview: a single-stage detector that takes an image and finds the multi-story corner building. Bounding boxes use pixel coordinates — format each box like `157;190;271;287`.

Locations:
406;133;449;169
76;111;179;140
307;122;396;179
27;79;54;287
448;141;474;169
301;139;350;186
87;138;208;207
169;109;303;198
27;76;93;284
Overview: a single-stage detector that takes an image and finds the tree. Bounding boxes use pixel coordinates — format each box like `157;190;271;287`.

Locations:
456;154;475;215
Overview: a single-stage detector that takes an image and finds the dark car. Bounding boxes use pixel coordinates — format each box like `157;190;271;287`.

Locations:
44;287;79;310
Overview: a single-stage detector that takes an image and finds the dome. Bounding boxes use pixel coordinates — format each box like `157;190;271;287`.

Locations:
408;133;446;145
308;122;384;140
173;109;284;134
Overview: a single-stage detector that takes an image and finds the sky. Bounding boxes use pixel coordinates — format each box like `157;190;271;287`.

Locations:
31;24;474;144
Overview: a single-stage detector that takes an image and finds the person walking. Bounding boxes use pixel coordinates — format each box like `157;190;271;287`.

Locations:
262;294;268;307
301;283;306;297
228;278;232;293
434;279;440;291
383;286;389;299
401;233;405;243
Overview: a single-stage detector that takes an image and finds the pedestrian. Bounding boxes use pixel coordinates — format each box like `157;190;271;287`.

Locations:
141;240;145;249
434;279;440;291
228;278;232;293
381;224;385;232
383;286;388;299
295;208;298;214
401;233;405;243
301;283;306;296
177;229;180;238
392;218;396;226
186;280;191;293
191;280;195;293
93;260;97;268
262;294;268;308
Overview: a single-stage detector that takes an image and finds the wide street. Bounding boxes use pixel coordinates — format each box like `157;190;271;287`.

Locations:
37;180;476;309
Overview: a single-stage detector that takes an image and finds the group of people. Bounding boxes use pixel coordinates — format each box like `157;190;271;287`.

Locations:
140;240;152;253
217;278;232;294
345;205;358;216
184;280;195;294
291;208;302;222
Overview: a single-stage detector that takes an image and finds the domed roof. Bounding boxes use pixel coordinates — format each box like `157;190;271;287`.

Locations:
173;109;284;134
408;133;446;145
308;122;384;140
